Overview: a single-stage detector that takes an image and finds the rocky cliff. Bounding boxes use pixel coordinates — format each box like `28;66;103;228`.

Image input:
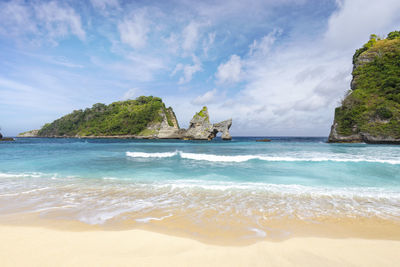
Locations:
328;31;400;144
18;97;232;141
182;106;232;140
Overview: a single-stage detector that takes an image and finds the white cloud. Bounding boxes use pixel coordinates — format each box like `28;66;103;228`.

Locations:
324;0;400;50
207;0;400;135
0;0;37;38
122;88;141;100
215;55;242;84
0;0;85;45
192;88;218;105
172;56;202;84
118;10;150;49
34;1;86;41
182;21;209;53
249;29;281;56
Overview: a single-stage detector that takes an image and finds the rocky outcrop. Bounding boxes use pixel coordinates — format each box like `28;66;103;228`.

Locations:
0;132;15;141
213;119;232;140
328;32;400;144
328;122;363;143
150;108;181;139
182;107;232;140
17;130;39;137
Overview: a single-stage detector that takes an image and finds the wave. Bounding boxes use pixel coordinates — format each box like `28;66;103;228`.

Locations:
126;151;400;164
126;151;178;158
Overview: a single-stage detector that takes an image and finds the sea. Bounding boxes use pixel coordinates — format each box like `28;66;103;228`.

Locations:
1;137;400;241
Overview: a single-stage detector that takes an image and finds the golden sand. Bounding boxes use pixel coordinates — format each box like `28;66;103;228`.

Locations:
1;224;400;267
1;214;400;266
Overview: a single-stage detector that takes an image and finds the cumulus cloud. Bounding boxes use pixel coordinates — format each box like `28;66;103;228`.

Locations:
215;55;242;84
209;0;400;135
118;10;150;49
324;0;400;50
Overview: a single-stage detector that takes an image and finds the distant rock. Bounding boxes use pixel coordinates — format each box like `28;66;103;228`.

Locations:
256;138;271;142
182;107;232;140
213;119;232;140
18;130;39;137
0;132;14;141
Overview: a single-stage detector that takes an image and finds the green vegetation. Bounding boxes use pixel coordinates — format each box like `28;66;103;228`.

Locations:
193;106;209;122
335;31;400;138
165;107;175;127
38;96;171;137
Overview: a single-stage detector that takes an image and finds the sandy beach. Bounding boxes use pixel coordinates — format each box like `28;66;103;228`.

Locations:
0;224;399;267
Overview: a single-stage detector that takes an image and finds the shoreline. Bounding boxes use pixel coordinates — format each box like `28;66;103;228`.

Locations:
1;223;399;266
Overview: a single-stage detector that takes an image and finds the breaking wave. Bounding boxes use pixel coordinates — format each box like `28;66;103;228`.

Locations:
126;151;400;164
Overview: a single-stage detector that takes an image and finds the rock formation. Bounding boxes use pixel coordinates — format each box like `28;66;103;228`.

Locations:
328;31;400;144
182;107;232;140
148;108;181;139
0;132;2;139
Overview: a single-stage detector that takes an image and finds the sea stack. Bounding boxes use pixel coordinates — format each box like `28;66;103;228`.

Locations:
183;107;232;140
328;31;400;144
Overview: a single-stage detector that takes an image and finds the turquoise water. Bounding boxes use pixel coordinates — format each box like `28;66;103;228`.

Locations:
1;137;400;237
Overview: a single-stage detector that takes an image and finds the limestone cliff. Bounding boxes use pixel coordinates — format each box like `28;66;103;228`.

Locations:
328;31;400;144
182;107;232;140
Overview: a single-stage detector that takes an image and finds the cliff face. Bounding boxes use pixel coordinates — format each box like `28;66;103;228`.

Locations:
328;31;400;144
18;97;232;140
182;107;232;140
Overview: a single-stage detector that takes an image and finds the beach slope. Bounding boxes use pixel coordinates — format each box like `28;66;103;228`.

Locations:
1;225;399;267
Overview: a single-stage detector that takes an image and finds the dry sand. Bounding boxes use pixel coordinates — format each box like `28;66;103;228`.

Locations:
1;224;400;267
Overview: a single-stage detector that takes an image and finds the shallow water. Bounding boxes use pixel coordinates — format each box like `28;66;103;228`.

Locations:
0;137;399;241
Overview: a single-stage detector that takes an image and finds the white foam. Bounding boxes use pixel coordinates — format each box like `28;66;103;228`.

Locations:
126;151;400;164
248;227;267;238
136;214;173;223
126;151;178;158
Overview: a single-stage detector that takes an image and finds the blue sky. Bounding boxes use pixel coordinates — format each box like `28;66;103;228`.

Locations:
1;0;400;136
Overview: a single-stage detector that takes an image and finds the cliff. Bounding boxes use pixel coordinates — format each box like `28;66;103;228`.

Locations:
182;106;232;140
18;96;232;140
328;31;400;144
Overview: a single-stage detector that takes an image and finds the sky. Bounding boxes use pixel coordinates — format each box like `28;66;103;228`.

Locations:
1;0;400;136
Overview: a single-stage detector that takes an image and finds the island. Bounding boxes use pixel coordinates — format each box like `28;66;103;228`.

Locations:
328;31;400;144
18;96;232;141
